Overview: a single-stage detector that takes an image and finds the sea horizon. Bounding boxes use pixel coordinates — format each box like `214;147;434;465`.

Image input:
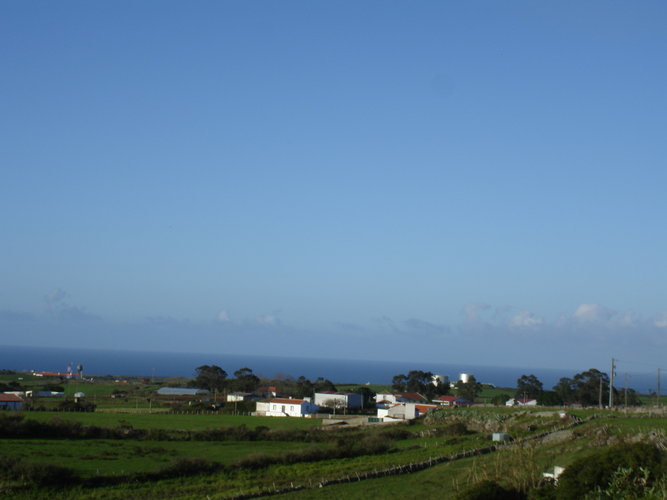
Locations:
0;344;659;394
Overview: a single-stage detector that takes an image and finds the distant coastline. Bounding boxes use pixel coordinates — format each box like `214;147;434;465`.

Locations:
0;344;658;393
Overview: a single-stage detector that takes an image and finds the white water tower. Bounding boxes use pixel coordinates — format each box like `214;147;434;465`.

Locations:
459;373;472;384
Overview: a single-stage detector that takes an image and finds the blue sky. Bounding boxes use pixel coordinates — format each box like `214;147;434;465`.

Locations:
1;1;666;374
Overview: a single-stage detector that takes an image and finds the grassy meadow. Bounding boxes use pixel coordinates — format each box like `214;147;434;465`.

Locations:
1;407;665;499
1;371;666;499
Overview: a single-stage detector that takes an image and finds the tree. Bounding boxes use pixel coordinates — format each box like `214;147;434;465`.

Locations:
321;398;346;415
552;368;610;407
491;393;511;406
622;388;641;407
353;386;376;409
537;390;563;406
391;370;445;399
572;368;609;407
515;374;543;399
392;374;407;392
192;365;227;393
294;376;314;399
230;367;260;393
406;370;434;394
313;377;337;393
554;377;575;404
456;375;482;402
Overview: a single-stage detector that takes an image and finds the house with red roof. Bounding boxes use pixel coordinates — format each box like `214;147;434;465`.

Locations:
433;395;472;407
375;392;428;407
263;397;319;417
0;393;23;410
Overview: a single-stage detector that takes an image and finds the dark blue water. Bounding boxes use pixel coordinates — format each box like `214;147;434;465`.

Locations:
0;344;658;393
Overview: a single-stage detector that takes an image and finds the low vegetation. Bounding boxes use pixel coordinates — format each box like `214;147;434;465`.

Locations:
1;370;665;499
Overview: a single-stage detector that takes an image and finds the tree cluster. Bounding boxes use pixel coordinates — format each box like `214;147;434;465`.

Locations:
190;365;260;394
554;368;609;407
510;369;642;407
455;376;482;402
189;365;338;399
391;370;449;400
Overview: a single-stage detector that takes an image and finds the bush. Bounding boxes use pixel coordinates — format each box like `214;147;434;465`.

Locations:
148;458;223;480
442;422;470;436
555;442;664;500
0;456;80;488
457;480;525;500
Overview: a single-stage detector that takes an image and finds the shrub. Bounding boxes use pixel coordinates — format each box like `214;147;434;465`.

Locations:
149;458;223;480
442;422;470;436
555;442;664;500
0;456;80;488
456;480;526;500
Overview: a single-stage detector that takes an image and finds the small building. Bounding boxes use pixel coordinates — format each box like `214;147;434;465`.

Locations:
0;393;23;410
156;387;210;397
227;392;257;402
415;404;438;416
26;391;64;398
255;386;280;398
543;466;565;483
492;432;512;442
433;395;472;407
506;398;538;407
314;392;363;410
265;398;319;417
375;392;428;407
378;402;437;422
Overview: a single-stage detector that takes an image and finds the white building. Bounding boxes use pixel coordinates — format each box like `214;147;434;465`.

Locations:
264;398;319;417
377;402;437;422
314;392;362;409
506;398;538;407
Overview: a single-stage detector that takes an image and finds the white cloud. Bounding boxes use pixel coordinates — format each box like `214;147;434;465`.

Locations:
257;314;280;326
403;318;450;335
217;310;231;322
45;288;68;304
654;313;667;328
509;310;544;328
572;303;614;323
462;303;491;323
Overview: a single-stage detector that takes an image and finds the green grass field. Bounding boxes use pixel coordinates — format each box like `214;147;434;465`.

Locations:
21;411;322;430
1;408;665;499
2;369;666;499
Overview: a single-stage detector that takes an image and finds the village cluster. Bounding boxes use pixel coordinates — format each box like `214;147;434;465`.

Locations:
156;372;535;422
0;370;542;419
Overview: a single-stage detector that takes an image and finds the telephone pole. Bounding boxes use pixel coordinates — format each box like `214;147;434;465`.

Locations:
657;368;662;407
608;358;616;409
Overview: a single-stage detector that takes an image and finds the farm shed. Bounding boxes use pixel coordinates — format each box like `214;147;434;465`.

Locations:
0;393;23;410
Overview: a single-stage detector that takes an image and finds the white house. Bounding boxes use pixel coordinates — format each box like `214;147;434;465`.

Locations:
377;402;437;422
378;403;418;421
314;392;362;410
506;398;538;407
227;392;257;402
264;398;319;417
375;392;428;407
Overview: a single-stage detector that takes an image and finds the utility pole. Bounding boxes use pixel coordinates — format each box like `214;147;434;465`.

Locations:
657;368;662;407
608;358;616;409
624;373;628;408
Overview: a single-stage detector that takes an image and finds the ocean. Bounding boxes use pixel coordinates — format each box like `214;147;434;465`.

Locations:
0;344;659;393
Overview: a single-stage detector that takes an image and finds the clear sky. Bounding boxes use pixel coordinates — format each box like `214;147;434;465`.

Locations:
1;1;665;374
